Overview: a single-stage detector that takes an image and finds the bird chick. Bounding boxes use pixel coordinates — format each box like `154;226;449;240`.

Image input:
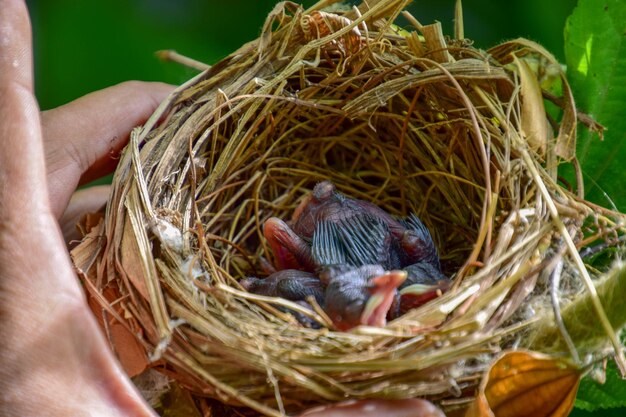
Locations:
321;264;406;331
264;181;441;272
240;269;325;328
240;269;324;303
259;180;451;327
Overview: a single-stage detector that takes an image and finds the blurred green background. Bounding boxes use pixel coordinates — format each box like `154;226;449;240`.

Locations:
25;1;623;416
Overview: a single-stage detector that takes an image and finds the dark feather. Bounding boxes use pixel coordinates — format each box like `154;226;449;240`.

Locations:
337;214;389;267
312;219;348;266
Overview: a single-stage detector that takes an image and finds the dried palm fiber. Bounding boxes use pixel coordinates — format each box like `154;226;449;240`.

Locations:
71;0;626;415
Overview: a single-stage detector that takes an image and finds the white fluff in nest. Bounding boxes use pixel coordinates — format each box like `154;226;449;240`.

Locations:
150;217;183;253
181;255;208;281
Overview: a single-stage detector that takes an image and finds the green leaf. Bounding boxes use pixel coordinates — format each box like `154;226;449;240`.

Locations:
565;0;626;209
566;2;626;413
576;362;626;411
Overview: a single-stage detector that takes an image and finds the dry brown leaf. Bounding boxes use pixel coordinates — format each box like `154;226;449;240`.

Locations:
121;218;150;300
76;211;105;237
85;284;150;377
514;55;549;156
159;383;204;417
466;350;581;417
488;38;577;160
420;22;454;63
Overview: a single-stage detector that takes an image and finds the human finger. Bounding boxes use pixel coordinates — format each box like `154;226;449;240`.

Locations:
0;0;50;219
41;80;173;218
298;399;446;417
0;0;33;89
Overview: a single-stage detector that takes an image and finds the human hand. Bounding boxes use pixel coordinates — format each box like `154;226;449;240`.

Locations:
0;1;445;415
0;1;169;415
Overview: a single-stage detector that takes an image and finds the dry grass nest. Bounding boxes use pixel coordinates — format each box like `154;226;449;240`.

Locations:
72;1;626;415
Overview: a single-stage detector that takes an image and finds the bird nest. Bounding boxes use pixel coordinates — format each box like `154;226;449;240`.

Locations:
72;0;626;415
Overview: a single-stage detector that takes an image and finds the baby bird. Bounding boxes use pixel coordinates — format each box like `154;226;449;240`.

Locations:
310;224;407;329
320;264;406;331
241;266;405;330
240;269;324;304
264;181;440;272
312;216;447;320
253;180;450;329
240;269;325;328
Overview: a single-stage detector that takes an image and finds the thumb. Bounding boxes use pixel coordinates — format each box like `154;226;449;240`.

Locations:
0;0;49;216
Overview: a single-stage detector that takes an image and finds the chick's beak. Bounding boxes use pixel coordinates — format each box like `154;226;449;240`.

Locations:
399;280;450;313
360;270;407;327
